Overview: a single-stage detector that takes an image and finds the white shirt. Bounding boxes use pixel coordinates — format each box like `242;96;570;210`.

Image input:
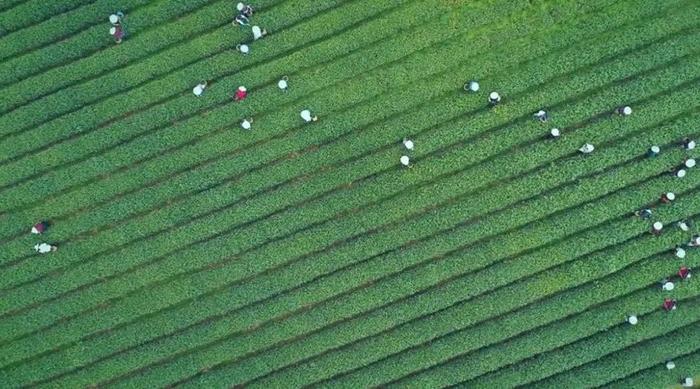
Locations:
400;156;410;166
241;120;252;130
34;243;52;253
579;144;594;153
193;84;204;96
300;110;312;122
252;26;263;40
278;79;288;90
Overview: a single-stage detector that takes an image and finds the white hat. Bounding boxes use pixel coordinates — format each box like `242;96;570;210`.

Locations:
666;192;675;200
676;248;686;258
300;109;312;122
238;86;246;92
622;106;632;115
550;128;560;137
237;2;244;11
685;158;696;168
241;119;251;130
239;44;249;53
400;156;410;166
653;222;663;231
109;27;117;35
468;81;479;92
193;85;203;96
687;140;696;150
682;377;694;387
109;14;119;24
662;281;675;291
677;169;686;178
278;79;288;90
627;315;638;325
489;91;500;100
403;139;414;150
650;145;660;153
665;361;675;370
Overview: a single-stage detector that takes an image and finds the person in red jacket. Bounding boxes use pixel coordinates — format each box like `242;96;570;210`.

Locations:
234;86;247;101
662;298;677;312
678;266;691;280
31;221;48;234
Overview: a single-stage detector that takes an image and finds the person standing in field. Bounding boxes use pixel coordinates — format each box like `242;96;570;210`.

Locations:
534;109;549;122
34;243;57;254
681;377;694;388
662;298;677;311
675;246;686;259
193;81;207;97
651;221;663;235
579;143;595;154
237;2;254;17
300;109;318;123
634;208;652;219
616;105;632;116
677;220;691;231
234;86;247;101
678;266;692;279
488;92;501;105
110;24;125;44
689;235;700;247
278;76;289;92
234;14;250;26
252;25;268;40
241;118;253;130
549;128;560;139
647;145;660;157
684;158;696;168
681;137;696;150
464;80;479;93
31;221;48;234
660;192;675;203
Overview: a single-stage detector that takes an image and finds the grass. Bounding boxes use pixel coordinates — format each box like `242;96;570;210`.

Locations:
0;0;698;387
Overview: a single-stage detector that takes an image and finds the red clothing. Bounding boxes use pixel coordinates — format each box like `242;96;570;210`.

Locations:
234;89;247;101
33;222;46;233
662;298;677;311
114;25;124;41
678;267;691;279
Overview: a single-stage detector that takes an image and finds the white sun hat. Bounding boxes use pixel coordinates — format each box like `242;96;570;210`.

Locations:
676;247;686;259
627;315;638;325
403;139;414;150
677;169;687;178
622;106;632;115
300;109;312;122
238;86;246;92
109;14;119;24
109;26;117;35
662;281;675;291
400;155;410;166
489;91;500;100
237;2;244;11
278;79;288;90
653;222;663;231
666;192;676;201
465;80;479;92
241;119;252;130
685;158;696;168
550;128;560;137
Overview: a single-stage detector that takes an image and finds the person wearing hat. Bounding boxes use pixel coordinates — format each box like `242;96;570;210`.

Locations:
549;128;560;139
110;24;125;43
635;208;652;219
252;25;267;40
236;44;250;54
616;105;632;116
533;109;549;122
234;86;247;101
579;143;595;154
464;80;479;93
233;14;250;26
682;138;696;150
678;266;692;280
675;246;686;259
34;243;57;254
31;221;48;234
647;145;660;157
278;76;288;92
300;109;318;123
237;2;254;17
109;11;124;25
193;81;207;97
488;91;501;105
626;315;638;325
661;192;676;203
661;279;675;291
662;298;677;311
241;118;253;130
403;138;414;151
652;221;664;235
674;168;687;178
681;377;694;388
400;155;410;167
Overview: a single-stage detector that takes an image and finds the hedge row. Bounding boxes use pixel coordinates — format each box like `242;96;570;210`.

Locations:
0;0;692;364
601;350;700;389
35;66;700;384
0;0;225;94
0;0;94;36
0;0;152;62
0;0;513;200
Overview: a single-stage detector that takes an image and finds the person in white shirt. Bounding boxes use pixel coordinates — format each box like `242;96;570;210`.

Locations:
675;246;686;259
300;109;318;123
616;106;632;116
34;243;57;254
193;81;207;96
278;76;288;92
241;118;253;130
252;25;267;40
682;138;695;150
534;109;549;122
488;91;501;105
579;143;595;154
